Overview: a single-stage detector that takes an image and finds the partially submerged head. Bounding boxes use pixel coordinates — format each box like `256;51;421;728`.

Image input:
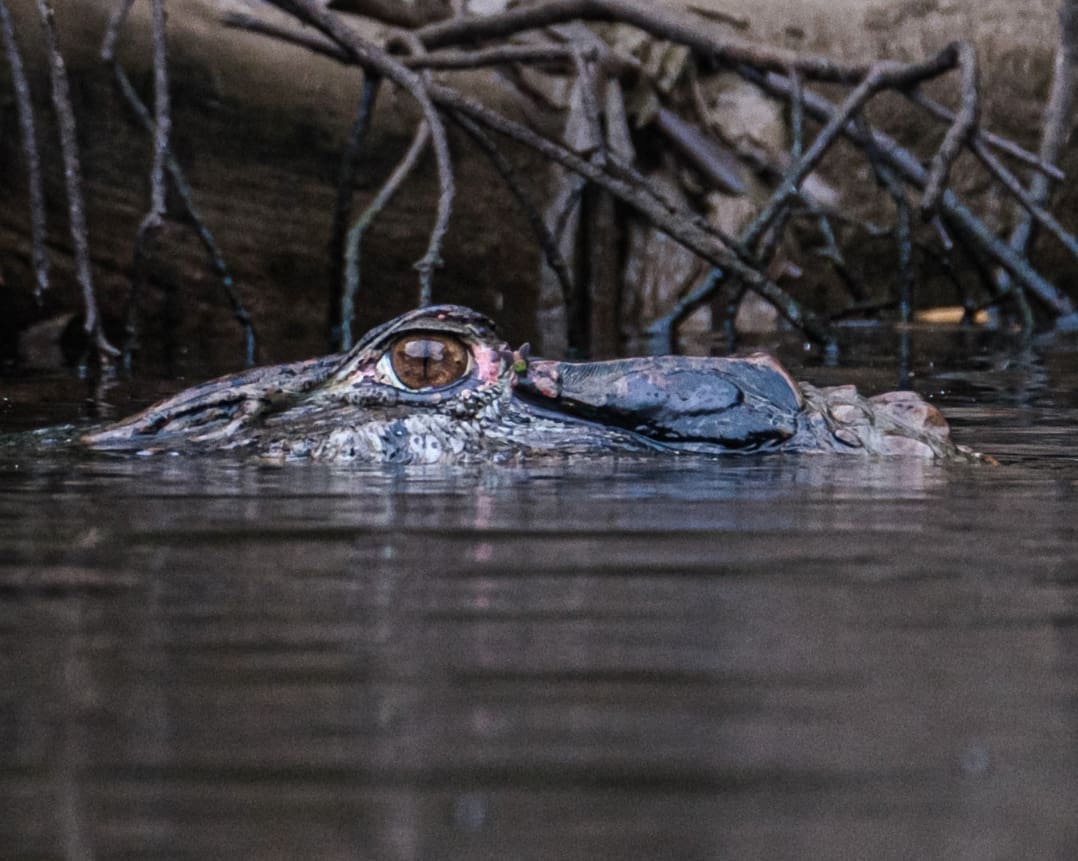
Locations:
81;305;520;462
81;304;981;464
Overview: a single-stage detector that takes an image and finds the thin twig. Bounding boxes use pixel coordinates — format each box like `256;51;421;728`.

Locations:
222;12;349;62
110;65;257;365
224;12;597;72
328;74;380;350
342;122;430;348
645;267;725;354
36;0;118;362
433;83;833;343
104;0;256;364
267;0;454;307
788;66;804;161
125;0;171;367
327;0;452;29
867;146;915;322
754;68;1076;318
0;0;49;299
99;0;136;62
408;44;580;70
416;0;878;83
388;28;448;306
905;88;1065;182
921;41;978;215
970;138;1078;262
653;107;746;195
449;109;575;307
742;47;959;251
1003;0;1078;293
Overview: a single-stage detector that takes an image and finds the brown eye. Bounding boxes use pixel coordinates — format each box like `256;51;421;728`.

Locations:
388;334;470;390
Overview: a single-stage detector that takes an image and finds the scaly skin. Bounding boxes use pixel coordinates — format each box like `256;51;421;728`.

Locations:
77;305;985;464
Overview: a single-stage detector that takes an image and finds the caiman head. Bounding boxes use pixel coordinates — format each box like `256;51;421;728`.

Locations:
82;304;976;463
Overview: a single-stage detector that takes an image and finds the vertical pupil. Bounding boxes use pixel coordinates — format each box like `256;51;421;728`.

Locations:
404;340;445;362
390;335;468;390
405;339;444;383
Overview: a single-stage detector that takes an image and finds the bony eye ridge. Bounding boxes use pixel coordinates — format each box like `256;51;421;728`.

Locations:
387;333;471;391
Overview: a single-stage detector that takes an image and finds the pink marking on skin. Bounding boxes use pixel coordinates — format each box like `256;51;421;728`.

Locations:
349;367;380;387
473;347;507;383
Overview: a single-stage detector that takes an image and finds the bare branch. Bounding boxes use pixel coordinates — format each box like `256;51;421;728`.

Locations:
264;0;455;305
125;0;172;367
0;0;49;299
416;0;876;82
432;83;833;343
755;69;1077;319
921;41;978;215
1004;0;1078;275
36;0;118;362
448;110;576;308
329;75;380;350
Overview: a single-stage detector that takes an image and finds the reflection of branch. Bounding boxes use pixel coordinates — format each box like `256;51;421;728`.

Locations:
35;0;118;362
0;0;49;299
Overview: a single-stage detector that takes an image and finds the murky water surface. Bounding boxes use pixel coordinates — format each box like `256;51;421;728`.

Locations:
2;330;1078;860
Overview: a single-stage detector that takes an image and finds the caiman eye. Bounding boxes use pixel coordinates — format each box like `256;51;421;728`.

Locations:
383;334;471;391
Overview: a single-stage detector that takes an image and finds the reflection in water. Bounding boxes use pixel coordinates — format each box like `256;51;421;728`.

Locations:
1;336;1078;859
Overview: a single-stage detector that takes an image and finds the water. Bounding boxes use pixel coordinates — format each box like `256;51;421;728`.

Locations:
2;331;1078;860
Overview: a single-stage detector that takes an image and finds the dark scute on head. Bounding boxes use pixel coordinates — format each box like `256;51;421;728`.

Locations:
544;357;802;449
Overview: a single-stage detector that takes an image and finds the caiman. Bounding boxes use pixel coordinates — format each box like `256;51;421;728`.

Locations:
77;305;983;464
